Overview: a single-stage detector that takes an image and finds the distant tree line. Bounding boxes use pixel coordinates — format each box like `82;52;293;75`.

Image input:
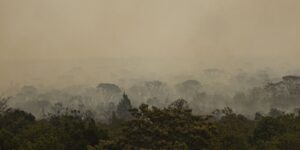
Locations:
1;93;300;150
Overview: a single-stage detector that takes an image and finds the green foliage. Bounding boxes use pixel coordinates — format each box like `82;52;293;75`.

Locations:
44;115;108;150
0;109;35;134
0;108;108;150
253;117;284;142
15;121;64;150
97;99;216;149
252;113;300;149
2;97;300;150
211;108;254;150
0;129;15;150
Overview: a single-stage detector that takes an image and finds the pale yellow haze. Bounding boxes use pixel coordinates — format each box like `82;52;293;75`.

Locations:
0;0;300;88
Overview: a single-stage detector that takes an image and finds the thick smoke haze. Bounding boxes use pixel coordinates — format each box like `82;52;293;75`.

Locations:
1;1;300;118
1;0;300;90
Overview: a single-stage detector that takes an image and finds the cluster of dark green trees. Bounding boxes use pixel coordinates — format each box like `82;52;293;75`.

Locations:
1;95;300;150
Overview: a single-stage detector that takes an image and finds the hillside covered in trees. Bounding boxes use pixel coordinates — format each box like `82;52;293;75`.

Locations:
1;75;300;150
2;0;300;149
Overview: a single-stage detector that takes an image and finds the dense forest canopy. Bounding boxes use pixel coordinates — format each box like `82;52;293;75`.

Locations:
1;0;300;149
1;73;300;149
1;91;300;149
3;74;300;120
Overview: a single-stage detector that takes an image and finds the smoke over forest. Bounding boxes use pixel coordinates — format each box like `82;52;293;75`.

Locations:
1;0;300;149
2;69;300;121
1;0;300;117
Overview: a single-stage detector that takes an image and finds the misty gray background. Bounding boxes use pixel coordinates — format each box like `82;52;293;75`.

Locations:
1;0;300;92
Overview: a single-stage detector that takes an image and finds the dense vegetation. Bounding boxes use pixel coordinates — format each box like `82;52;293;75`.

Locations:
1;93;300;150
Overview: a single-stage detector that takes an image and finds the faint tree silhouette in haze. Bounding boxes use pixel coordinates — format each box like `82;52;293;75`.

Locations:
116;93;132;120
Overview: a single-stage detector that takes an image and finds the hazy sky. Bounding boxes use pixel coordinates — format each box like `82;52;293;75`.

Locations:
1;0;300;89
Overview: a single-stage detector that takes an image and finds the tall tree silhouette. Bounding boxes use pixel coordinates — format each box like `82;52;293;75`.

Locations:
116;93;132;120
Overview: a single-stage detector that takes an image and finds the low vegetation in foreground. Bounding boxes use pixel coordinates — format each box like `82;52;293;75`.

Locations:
1;94;300;150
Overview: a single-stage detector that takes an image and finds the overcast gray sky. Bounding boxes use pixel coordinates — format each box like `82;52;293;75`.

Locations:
1;0;300;89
